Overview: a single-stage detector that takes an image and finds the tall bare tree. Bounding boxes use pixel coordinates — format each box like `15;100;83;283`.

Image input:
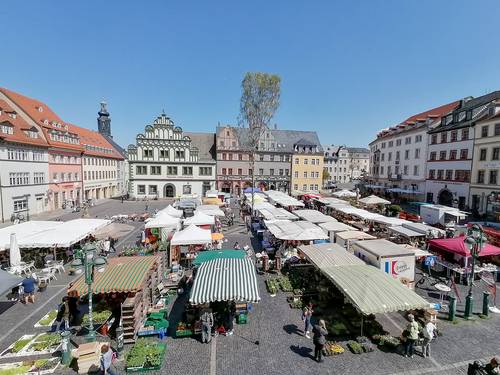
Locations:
238;72;281;215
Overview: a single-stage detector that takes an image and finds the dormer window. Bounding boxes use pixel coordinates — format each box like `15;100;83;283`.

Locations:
24;129;39;139
37;106;43;112
1;124;14;135
8;111;17;119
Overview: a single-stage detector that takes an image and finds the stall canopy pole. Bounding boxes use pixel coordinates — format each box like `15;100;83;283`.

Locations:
360;315;364;337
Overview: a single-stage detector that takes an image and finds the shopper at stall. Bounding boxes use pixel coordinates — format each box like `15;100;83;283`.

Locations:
403;314;419;358
21;274;37;304
422;319;436;358
100;344;117;375
52;297;70;332
312;319;328;363
201;309;214;343
224;303;236;335
302;303;314;339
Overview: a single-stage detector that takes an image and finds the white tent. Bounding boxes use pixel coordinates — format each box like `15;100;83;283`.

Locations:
318;221;357;233
370;216;409;226
19;219;110;248
195;205;226;217
333;189;357;198
265;221;328;241
171;224;212;245
158;205;183;218
292;209;337;224
183;211;215;226
0;221;63;251
9;233;21;267
145;213;181;229
359;195;391;205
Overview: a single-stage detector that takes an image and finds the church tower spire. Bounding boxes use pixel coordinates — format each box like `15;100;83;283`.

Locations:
97;101;112;138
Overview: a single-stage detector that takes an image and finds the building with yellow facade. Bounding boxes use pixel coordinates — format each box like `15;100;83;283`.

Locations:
291;139;324;193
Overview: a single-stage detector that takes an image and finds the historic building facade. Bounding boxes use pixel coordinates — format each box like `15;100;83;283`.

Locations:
368;101;460;200
0;91;50;222
127;113;216;198
216;125;322;194
291;139;324;192
323;145;369;185
426;92;500;209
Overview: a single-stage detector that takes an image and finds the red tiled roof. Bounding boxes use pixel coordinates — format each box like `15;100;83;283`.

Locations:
0;99;49;147
377;100;461;138
69;123;123;159
0;87;84;152
400;101;461;125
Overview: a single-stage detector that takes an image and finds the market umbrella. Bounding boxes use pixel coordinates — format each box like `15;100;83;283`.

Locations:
333;189;357;198
9;233;21;267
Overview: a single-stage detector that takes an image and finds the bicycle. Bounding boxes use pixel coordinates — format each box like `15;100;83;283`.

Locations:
415;271;451;290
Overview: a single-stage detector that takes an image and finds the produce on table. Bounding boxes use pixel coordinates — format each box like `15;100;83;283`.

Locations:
81;310;112;325
347;341;364;354
37;311;58;326
30;334;61;352
126;338;165;369
278;276;293;292
265;279;279;295
31;358;59;371
0;365;31;375
323;341;344;356
12;339;32;353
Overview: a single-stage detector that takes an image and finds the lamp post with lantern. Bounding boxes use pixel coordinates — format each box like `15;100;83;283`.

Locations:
463;224;487;319
71;242;107;342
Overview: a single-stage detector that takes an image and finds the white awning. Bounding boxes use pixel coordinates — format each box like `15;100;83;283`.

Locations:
157;205;183;218
402;222;446;236
195;205;226;217
0;221;63;251
292;209;337;224
171;224;212;245
265;191;305;207
333;189;357;198
299;243;365;268
370;216;409;226
359;195;391;205
258;207;297;221
145;213;181;229
335;231;376;241
388;226;426;238
183;211;215;226
19;219;110;248
265;221;328;241
318;221;358;233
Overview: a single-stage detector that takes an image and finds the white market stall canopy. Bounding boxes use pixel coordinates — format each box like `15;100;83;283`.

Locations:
299;243;365;268
183;211;215;226
189;258;260;305
333;189;357;198
359;195;391;205
258;207;298;221
264;191;305;207
352;239;416;258
401;222;446;236
292;209;337;224
313;197;347;205
0;221;63;251
252;202;275;211
157;205;183;218
244;193;268;204
171;224;212;245
19;219;110;248
195;205;226;217
322;264;430;314
335;231;377;242
318;221;358;233
388;226;426;238
370;216;409;226
265;220;328;241
145;213;181;229
401;244;433;258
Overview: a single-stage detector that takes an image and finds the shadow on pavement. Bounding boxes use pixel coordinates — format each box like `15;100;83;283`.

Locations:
290;345;314;360
283;323;302;336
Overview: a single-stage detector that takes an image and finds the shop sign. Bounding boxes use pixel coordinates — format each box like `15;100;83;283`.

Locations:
384;259;410;276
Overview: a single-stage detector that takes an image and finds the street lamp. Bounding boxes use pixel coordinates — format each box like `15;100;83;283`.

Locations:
463;224;487;319
71;242;107;341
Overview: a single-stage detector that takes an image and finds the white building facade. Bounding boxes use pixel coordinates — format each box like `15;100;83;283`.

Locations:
127;113;216;199
323;145;370;185
368;101;460;200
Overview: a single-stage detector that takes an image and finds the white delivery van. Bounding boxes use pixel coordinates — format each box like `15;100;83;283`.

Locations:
420;204;467;226
351;239;416;288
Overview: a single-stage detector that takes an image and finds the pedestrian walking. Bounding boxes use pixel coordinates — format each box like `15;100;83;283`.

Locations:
312;319;328;363
403;314;419;358
302;303;313;338
21;274;37;304
201;309;214;343
234;242;241;250
422;319;436;358
100;344;117;375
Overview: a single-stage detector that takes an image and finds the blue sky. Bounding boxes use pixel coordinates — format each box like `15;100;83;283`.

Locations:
2;1;500;149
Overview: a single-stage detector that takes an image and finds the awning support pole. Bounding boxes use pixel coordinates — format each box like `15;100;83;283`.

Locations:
360;315;364;337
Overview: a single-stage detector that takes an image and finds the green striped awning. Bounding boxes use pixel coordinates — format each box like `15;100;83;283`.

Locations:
189;258;260;305
193;250;246;266
68;256;159;297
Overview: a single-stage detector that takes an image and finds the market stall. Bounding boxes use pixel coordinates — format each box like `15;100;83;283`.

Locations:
402;222;445;238
332;189;357;198
188;258;260;335
292;209;337;224
68;255;161;343
359;195;391;206
0;221;63;251
192;250;246;267
170;224;212;266
183;211;215;227
157;205;183;218
299;243;365;268
318;221;358;243
387;225;426;245
350;239;417;288
195;205;226;217
335;231;376;251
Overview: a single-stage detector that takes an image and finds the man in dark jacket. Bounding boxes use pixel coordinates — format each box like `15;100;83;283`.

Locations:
312;319;328;363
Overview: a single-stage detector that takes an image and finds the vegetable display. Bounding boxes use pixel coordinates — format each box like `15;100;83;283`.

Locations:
0;365;31;375
36;311;57;327
12;339;31;353
126;338;166;371
265;279;279;295
323;341;344;356
28;334;61;352
81;310;112;325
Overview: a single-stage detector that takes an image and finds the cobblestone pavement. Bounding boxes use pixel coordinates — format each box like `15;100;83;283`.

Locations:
0;199;499;374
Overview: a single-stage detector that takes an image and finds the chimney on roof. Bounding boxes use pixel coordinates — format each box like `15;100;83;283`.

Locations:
97;101;112;138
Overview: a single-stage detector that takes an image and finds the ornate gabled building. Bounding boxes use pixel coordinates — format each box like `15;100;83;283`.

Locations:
127;113;216;198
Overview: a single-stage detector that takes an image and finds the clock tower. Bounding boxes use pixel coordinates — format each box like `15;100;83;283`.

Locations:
97;101;112;138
